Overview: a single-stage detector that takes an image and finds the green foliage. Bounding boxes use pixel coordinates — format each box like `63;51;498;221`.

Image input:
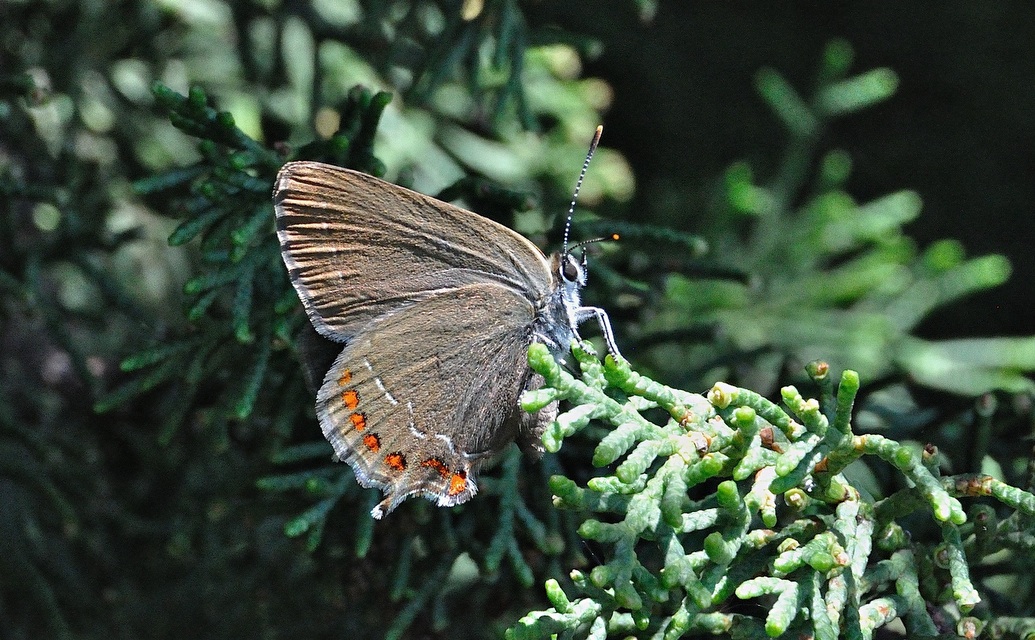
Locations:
638;40;1032;399
3;2;633;637
511;343;1035;639
1;62;152;640
94;83;395;450
91;78;599;637
5;2;1035;639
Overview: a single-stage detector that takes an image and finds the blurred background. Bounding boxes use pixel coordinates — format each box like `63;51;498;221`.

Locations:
2;1;1033;638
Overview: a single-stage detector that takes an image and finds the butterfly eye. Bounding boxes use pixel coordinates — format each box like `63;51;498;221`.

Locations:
561;254;581;283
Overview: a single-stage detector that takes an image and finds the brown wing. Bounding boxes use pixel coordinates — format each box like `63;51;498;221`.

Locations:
316;283;546;518
274;161;554;342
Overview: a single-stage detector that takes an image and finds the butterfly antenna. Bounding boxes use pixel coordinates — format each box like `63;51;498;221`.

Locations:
562;125;604;255
568;233;621;253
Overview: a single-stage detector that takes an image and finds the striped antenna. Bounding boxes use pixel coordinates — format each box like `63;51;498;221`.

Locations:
568;233;620;253
562;125;604;255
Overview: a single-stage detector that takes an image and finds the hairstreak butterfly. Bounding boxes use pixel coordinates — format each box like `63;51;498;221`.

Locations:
274;126;619;518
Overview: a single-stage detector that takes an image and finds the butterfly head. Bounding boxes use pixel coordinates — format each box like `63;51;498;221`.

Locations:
560;250;588;287
553;250;587;314
558;234;618;288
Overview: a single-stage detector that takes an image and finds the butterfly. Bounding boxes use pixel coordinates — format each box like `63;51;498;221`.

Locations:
273;129;618;518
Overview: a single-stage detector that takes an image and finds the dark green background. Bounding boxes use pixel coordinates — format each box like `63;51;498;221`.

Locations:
537;2;1035;339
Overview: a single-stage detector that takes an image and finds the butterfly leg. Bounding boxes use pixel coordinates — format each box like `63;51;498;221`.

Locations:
575;306;622;358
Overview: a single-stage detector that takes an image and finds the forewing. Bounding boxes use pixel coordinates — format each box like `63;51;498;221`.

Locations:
274;161;553;342
316;283;543;518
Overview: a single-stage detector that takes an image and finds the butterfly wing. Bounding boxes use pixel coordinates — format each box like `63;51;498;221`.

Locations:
318;283;549;518
274;161;554;342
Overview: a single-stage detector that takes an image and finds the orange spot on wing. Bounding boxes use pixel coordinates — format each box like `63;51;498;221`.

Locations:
384;452;407;471
362;433;380;452
349;413;366;431
420;458;450;479
342;389;360;410
448;471;467;496
337;369;352;386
